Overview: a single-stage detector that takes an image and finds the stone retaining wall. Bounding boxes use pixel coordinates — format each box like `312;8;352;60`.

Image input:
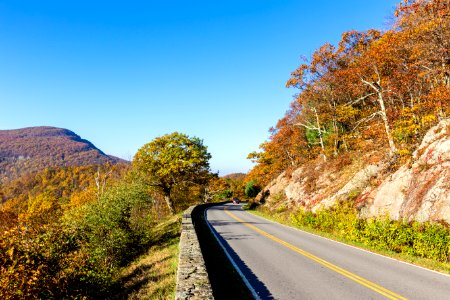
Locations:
175;206;214;299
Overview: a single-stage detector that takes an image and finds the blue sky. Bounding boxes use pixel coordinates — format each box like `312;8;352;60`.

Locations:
0;0;399;175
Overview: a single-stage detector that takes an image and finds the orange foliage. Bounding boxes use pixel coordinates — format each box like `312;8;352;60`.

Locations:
0;164;129;230
248;0;450;184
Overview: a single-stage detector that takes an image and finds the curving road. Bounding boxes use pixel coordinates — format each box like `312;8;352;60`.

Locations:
205;203;450;300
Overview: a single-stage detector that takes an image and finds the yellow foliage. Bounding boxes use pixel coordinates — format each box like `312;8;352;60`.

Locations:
27;193;57;216
397;148;411;157
421;114;437;126
336;105;360;123
68;188;97;208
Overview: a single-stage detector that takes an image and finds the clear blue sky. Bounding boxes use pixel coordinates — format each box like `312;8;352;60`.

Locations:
0;0;399;175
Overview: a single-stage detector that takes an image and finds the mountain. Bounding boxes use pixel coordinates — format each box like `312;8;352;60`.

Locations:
0;126;127;182
222;173;246;180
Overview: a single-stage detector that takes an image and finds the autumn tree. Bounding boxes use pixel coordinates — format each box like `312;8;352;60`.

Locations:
340;30;399;155
396;0;450;88
247;112;308;186
248;0;450;187
287;44;338;160
133;132;212;214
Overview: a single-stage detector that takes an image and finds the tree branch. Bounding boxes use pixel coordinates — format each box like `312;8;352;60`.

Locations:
352;111;382;132
345;93;376;106
294;122;319;130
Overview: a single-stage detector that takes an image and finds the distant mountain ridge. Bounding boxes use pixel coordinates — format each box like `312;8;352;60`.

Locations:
222;173;246;180
0;126;127;182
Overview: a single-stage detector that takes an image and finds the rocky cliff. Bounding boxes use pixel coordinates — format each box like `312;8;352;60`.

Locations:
256;119;450;224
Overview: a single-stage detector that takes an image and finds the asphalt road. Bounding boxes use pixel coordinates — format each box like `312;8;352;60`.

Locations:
205;203;450;300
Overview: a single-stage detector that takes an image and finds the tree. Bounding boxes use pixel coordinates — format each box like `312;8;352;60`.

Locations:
244;180;261;198
247;0;450;192
133;132;212;214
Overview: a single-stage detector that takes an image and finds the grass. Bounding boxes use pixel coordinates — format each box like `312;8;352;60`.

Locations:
249;208;450;275
108;214;181;300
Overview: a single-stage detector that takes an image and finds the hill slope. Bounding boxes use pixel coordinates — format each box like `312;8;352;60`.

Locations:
0;126;126;182
256;119;450;224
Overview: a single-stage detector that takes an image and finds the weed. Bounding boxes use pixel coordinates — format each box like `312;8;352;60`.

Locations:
109;214;181;300
242;202;259;210
261;201;450;264
252;202;450;274
347;189;361;201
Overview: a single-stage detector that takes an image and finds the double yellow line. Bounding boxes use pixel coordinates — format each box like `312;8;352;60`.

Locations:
224;208;407;300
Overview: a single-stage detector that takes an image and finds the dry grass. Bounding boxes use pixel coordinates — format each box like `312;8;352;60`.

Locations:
108;214;181;300
118;243;178;300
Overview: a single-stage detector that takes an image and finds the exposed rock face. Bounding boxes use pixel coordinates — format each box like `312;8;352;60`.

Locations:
285;168;309;205
364;119;450;223
256;171;290;204
317;164;384;211
256;167;324;209
257;119;450;224
362;165;412;220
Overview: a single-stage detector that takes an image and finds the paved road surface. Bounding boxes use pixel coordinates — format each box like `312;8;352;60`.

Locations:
205;203;450;299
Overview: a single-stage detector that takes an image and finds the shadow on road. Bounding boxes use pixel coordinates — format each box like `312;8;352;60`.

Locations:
193;203;274;300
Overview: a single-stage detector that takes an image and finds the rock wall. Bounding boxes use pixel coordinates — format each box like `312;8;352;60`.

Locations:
257;119;450;224
176;206;214;300
363;119;450;223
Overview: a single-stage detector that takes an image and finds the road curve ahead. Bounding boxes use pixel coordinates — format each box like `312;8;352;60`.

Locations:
205;203;450;300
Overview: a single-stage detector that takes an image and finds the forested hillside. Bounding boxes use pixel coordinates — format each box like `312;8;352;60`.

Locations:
244;0;450;268
0;132;217;298
0;126;126;183
247;0;449;186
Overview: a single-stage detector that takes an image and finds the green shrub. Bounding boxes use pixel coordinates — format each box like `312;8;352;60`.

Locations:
0;171;172;299
242;202;259;210
290;201;450;262
215;189;233;201
73;179;154;268
244;180;261;198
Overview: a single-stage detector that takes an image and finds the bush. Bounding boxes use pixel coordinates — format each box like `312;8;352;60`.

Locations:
0;178;156;299
0;224;97;299
242;202;259;210
69;179;154;269
244;180;261;198
217;189;233;200
290;201;450;262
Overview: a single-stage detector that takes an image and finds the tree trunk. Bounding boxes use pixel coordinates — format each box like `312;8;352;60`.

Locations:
313;107;327;161
284;148;296;167
295;107;327;161
361;76;397;156
332;118;339;157
161;184;175;214
376;90;397;156
164;194;175;215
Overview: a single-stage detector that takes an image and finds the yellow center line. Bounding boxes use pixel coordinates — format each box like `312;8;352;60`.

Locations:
224;207;407;300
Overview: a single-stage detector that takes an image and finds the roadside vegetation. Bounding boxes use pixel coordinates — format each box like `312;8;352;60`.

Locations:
242;0;450;275
108;214;181;300
0;132;218;299
246;202;450;274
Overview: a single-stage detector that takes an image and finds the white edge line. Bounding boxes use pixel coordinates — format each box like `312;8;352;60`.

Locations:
204;206;262;300
246;209;450;278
